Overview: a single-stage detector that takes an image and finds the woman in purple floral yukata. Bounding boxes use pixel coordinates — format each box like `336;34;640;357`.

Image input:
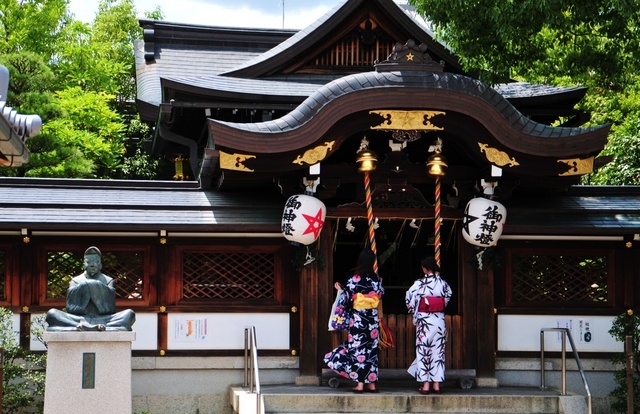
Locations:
324;249;384;393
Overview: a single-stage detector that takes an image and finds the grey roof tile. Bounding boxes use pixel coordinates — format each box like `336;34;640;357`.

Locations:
0;178;283;231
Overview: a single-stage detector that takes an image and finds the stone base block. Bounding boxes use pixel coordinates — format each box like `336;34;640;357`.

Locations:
43;331;135;414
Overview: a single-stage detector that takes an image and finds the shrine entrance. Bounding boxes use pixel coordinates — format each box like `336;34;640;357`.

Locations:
328;216;462;370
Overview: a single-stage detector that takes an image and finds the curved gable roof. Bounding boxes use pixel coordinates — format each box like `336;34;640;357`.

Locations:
209;70;609;158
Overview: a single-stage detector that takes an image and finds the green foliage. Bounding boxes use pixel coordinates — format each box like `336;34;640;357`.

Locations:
582;76;640;185
409;0;640;88
53;19;129;95
121;143;161;180
409;0;640;185
608;310;640;413
0;0;164;180
22;87;126;178
0;308;46;414
0;0;71;60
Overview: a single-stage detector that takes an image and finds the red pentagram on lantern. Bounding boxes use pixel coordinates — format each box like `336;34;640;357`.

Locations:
301;208;325;239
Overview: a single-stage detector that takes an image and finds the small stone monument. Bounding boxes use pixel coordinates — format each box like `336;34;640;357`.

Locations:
43;247;136;414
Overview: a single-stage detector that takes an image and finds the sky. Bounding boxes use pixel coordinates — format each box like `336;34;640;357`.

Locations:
68;0;343;29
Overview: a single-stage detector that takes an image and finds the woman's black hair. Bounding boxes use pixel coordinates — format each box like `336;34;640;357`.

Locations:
421;255;441;273
352;248;377;276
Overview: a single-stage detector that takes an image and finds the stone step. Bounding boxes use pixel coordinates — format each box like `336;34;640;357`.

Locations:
231;384;587;414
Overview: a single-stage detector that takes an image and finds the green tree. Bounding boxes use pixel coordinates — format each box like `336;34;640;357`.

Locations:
0;0;164;179
0;0;71;60
0;52;61;120
53;19;129;95
409;0;640;185
409;0;640;87
24;86;125;178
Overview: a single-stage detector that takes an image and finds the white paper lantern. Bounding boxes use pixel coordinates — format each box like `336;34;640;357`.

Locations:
462;197;507;247
281;194;326;245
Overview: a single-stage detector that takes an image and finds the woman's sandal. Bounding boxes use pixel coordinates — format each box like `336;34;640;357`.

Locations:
418;387;430;395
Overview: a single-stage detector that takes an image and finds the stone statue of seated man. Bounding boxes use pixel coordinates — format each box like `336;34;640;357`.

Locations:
46;246;136;331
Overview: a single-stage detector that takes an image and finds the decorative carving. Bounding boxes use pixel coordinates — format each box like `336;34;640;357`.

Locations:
219;151;256;172
392;130;422;142
371;184;431;209
370;110;445;131
558;157;594;176
292;141;335;165
375;39;445;72
478;143;520;167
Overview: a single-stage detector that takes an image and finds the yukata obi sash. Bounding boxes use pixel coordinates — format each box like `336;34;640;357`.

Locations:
417;296;446;313
352;292;380;310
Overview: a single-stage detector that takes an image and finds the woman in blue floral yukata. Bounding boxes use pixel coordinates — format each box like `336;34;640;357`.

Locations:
324;249;384;393
405;256;452;394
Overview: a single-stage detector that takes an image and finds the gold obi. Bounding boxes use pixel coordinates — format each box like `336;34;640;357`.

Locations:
352;292;380;310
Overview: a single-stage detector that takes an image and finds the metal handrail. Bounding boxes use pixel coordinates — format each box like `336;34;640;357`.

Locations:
540;327;592;414
243;326;262;414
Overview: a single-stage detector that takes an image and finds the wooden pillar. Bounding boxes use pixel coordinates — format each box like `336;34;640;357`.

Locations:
460;241;496;384
297;223;333;383
475;264;496;382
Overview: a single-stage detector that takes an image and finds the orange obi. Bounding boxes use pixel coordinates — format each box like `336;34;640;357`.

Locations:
352;292;380;310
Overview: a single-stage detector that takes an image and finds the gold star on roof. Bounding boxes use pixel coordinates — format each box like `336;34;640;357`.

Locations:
406;52;415;61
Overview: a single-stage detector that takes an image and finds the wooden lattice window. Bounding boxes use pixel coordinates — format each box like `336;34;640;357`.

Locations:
182;251;275;300
46;249;144;301
507;250;611;306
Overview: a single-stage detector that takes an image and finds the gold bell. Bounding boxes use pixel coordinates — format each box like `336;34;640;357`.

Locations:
426;152;448;176
356;149;378;173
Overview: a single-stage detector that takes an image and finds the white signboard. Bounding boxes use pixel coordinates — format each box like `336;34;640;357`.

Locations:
168;312;290;350
498;314;622;353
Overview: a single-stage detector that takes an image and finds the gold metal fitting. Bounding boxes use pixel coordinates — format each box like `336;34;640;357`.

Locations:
291;306;298;313
159;306;166;313
160;349;166;356
160;237;167;244
23;236;30;244
627;309;634;316
22;306;29;313
356;149;378;173
626;241;632;248
427;152;448;176
291;349;297;356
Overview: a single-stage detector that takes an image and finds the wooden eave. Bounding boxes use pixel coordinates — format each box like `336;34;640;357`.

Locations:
160;76;319;104
222;0;462;78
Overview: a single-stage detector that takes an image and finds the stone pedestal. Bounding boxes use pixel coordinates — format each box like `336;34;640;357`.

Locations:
43;331;136;414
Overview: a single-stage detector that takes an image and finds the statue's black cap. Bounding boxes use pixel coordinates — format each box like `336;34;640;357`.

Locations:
84;246;102;257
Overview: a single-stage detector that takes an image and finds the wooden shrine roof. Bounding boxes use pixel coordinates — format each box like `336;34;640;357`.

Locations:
209;71;607;154
0;178;283;233
0;178;639;236
503;186;640;235
222;0;461;78
133;0;611;200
